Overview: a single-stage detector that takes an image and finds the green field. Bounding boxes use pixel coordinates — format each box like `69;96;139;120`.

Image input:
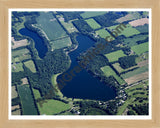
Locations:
117;81;148;115
32;88;41;100
12;48;30;57
122;34;148;47
12;54;31;63
24;60;36;73
36;12;67;41
50;37;72;50
107;24;140;37
101;66;125;85
105;50;126;62
17;84;38;115
59;16;78;33
112;63;125;73
121;65;148;79
96;29;114;39
113;63;138;74
51;74;63;97
37;99;71;115
85;18;101;29
80;11;107;19
12;62;24;72
12;86;18;99
131;42;148;55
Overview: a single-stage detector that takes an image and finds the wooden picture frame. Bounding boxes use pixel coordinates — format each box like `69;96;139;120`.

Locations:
0;0;160;127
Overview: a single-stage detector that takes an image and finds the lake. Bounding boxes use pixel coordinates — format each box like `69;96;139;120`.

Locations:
58;35;116;101
19;28;48;59
20;27;116;101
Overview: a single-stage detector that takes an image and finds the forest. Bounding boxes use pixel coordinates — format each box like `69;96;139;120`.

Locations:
72;19;93;33
118;55;137;69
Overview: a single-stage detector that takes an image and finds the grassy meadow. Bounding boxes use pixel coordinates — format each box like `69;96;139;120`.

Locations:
131;42;148;55
36;12;67;41
24;60;36;73
96;29;114;39
85;18;101;29
50;37;72;50
17;84;38;115
105;50;126;62
107;24;140;37
37;99;71;115
101;66;125;85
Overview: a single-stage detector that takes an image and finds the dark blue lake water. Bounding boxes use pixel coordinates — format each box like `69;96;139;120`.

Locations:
19;27;116;101
19;28;48;58
58;35;116;101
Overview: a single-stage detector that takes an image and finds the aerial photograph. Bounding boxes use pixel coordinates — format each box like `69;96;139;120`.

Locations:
11;10;150;116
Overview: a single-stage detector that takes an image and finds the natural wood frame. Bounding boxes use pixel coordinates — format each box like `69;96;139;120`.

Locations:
0;0;160;127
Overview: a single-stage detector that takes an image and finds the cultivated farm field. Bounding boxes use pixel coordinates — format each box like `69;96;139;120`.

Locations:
17;84;38;115
58;16;78;33
122;34;148;47
12;86;18;99
129;18;149;27
96;29;113;39
105;50;126;62
107;24;140;37
131;42;148;55
116;12;141;23
121;65;148;79
124;72;148;85
85;18;101;29
12;62;24;72
37;99;71;115
101;66;125;85
24;60;36;73
12;48;30;57
36;12;67;41
11;37;29;49
50;37;72;50
80;11;107;19
32;88;41;100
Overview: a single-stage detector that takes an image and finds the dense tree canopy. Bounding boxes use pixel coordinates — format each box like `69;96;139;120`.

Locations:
118;55;137;69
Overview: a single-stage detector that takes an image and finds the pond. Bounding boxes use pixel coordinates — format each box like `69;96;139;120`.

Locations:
19;28;48;58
